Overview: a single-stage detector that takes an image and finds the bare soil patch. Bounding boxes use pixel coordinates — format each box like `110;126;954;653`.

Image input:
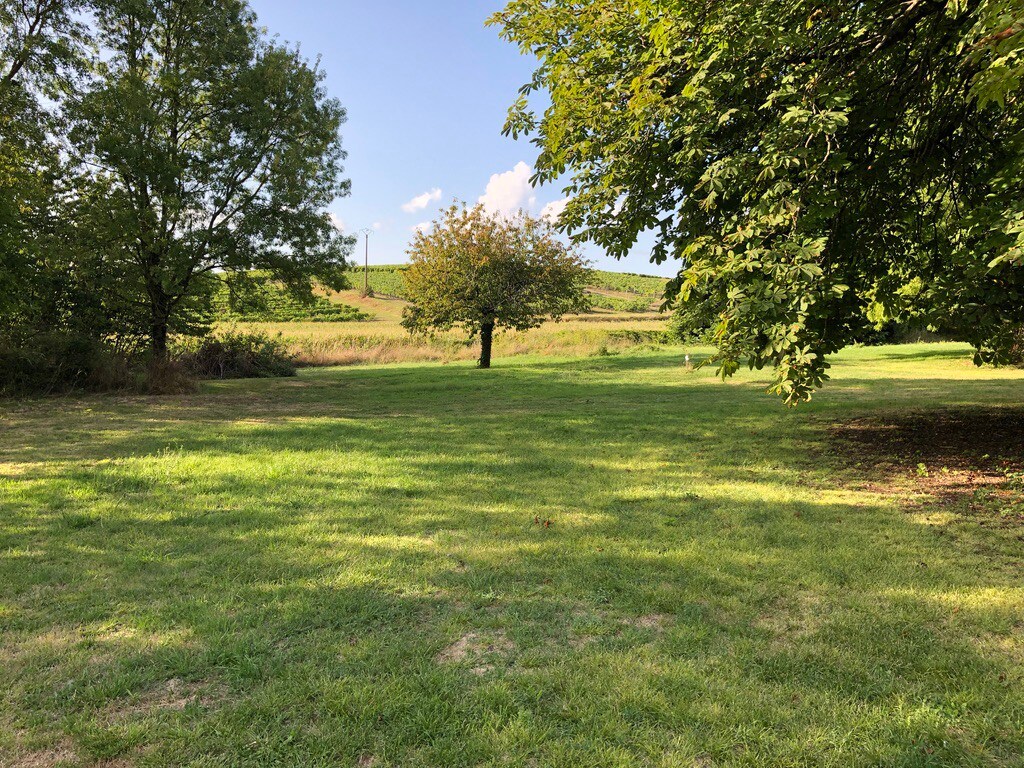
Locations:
99;677;221;724
9;740;76;767
831;407;1024;471
623;613;669;631
435;631;514;675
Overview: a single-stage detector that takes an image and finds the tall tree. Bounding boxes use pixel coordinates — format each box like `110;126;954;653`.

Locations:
492;0;1024;402
0;0;91;341
0;0;87;93
402;203;589;368
71;0;352;356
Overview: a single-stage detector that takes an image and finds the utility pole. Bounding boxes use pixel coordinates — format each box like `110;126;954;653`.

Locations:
359;228;372;296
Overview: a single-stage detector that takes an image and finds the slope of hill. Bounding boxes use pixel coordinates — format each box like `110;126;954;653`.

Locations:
352;265;669;312
211;280;369;323
208;266;671;325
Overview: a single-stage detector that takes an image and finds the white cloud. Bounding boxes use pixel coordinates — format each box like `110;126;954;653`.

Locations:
402;188;442;213
411;221;432;234
540;197;570;223
372;221;383;231
328;213;346;232
478;161;536;215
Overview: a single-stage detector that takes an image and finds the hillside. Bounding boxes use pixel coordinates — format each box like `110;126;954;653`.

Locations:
210;266;672;323
211;278;369;323
356;264;669;312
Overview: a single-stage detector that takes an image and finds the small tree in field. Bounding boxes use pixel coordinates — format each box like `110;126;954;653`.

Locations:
402;204;589;368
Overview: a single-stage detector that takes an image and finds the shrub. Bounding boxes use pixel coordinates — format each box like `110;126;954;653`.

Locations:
141;358;199;395
853;320;947;346
180;330;297;379
607;329;673;345
666;298;717;343
0;333;129;396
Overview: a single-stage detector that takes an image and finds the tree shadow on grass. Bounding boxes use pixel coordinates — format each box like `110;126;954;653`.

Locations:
852;344;976;362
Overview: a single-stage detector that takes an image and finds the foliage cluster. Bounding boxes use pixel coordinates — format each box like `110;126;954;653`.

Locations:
178;329;297;379
0;332;127;396
365;263;664;314
493;0;1024;402
0;0;351;392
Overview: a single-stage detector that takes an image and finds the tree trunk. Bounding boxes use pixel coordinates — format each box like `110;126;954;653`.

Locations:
149;287;171;360
478;320;494;369
150;316;169;359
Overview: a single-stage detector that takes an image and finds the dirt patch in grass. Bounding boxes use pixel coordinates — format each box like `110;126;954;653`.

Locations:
9;739;76;767
755;593;825;647
99;678;222;724
435;631;514;675
623;613;670;631
831;407;1024;471
829;407;1024;525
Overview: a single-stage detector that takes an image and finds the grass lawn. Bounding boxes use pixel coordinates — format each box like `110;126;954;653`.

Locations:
1;343;1022;767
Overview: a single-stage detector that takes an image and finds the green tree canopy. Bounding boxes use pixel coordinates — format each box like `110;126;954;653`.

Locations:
0;0;92;342
492;0;1024;402
70;0;352;355
402;203;589;368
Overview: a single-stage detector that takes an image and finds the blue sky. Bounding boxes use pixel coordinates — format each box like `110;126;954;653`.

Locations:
248;0;672;276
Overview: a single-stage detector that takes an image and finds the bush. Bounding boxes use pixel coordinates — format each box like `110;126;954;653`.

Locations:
141;358;199;395
0;330;298;396
0;333;129;395
179;330;297;379
607;329;673;345
1009;326;1024;367
853;320;946;346
666;299;717;343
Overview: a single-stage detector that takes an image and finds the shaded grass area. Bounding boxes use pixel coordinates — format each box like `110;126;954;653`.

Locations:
829;406;1024;560
1;344;1023;766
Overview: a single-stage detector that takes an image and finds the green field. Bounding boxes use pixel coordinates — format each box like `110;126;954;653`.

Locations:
584;270;668;296
2;344;1023;766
